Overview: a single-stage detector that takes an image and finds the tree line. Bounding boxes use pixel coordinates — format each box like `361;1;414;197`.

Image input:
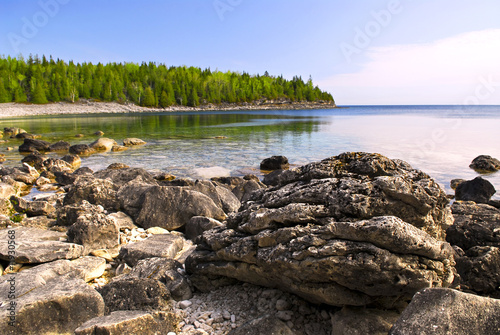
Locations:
0;55;334;107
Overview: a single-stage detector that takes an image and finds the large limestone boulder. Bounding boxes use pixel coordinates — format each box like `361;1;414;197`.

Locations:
186;153;456;307
69;144;96;156
389;288;500;334
117;184;227;230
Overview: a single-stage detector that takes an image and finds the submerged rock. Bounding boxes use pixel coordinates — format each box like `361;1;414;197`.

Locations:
123;138;147;146
49;140;71;152
18;138;51;153
69;144;96;156
260;155;289;170
89;137;118;151
469;155;500;173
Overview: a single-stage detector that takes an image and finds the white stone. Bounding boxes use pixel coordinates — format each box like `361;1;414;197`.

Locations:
179;300;193;309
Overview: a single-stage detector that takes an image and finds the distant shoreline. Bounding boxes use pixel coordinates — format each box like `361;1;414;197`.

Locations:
0;100;337;119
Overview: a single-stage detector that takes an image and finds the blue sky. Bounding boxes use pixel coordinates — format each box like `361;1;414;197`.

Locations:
1;0;500;105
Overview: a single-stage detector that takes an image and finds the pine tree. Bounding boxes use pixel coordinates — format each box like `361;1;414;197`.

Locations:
0;80;11;103
14;87;28;102
187;87;199;107
142;86;156;107
31;81;48;104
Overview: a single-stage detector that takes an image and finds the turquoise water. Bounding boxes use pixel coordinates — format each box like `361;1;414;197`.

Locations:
1;105;500;198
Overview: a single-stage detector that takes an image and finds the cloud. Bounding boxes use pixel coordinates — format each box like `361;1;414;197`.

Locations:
320;29;500;105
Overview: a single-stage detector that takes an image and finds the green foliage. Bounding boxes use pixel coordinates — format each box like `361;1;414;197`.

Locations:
31;81;48;104
0;80;11;103
0;55;334;106
142;86;156;107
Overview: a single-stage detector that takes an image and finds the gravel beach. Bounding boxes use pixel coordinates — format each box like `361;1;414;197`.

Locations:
0;100;336;119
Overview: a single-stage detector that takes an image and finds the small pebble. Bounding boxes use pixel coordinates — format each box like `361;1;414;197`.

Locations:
276;310;293;321
179;300;193;309
276;299;291;311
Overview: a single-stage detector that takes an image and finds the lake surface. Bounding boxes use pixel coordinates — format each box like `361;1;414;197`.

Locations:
2;105;500;198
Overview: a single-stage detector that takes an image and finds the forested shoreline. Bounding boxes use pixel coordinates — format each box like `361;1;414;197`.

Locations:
0;55;334;107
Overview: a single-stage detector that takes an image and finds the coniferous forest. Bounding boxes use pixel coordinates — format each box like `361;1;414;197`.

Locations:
0;55;334;107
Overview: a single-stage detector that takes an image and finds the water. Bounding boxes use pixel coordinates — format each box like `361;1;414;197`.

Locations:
1;105;500;198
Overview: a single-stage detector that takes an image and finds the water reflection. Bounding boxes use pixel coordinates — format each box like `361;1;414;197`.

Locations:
1;107;500;198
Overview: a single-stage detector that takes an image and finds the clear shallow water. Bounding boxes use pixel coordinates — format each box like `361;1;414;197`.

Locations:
1;105;500;198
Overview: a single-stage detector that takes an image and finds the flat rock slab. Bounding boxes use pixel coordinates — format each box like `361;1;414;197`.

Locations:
0;227;84;263
0;277;104;334
75;310;180;335
119;234;185;267
389;288;500;335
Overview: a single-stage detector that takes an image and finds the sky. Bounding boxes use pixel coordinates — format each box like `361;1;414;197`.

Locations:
1;0;500;105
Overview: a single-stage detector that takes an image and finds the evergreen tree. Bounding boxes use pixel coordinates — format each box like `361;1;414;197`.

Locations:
0;55;334;106
14;86;28;102
142;86;156;107
187;87;199;107
31;81;48;104
0;80;11;103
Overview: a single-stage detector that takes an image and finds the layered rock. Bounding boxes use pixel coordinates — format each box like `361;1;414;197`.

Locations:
186;153;456;307
0;227;83;263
